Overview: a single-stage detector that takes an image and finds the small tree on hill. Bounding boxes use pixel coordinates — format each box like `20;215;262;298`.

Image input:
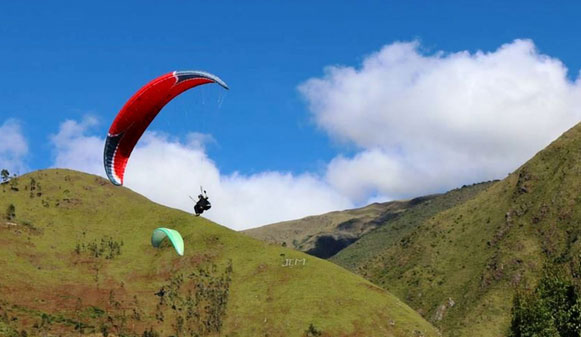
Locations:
509;270;581;337
28;178;36;198
6;204;15;221
1;169;9;192
1;169;9;183
9;174;18;191
304;323;322;337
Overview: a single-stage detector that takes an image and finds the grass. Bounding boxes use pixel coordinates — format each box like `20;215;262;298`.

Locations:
331;181;495;270
243;195;441;259
0;168;439;337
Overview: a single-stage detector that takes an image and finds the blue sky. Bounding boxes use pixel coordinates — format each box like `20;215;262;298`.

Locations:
2;1;581;229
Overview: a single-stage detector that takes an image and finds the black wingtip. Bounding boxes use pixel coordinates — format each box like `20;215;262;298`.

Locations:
174;70;229;90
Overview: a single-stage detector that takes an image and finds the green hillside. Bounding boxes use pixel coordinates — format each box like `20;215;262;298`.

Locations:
245;183;493;262
0;169;439;337
331;123;581;336
243;198;435;259
332;181;495;269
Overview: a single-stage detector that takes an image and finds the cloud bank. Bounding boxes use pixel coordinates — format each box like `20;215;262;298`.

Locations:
49;39;581;229
0;119;29;174
50;117;103;175
301;39;581;202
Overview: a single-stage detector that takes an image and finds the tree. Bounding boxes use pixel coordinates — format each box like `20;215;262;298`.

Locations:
9;174;18;191
1;169;9;192
304;323;323;337
29;178;36;198
509;270;581;337
6;204;15;221
1;169;9;183
509;292;559;337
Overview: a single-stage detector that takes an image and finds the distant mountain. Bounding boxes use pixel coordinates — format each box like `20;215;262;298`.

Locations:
0;169;438;337
244;183;493;260
243;198;428;258
335;123;581;336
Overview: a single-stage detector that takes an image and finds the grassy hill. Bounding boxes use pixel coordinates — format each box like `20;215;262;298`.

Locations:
329;123;581;336
0;169;438;337
243;198;436;259
331;181;495;270
244;183;493;261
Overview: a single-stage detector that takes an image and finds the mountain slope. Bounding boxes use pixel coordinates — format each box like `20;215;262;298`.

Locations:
243;197;437;258
244;182;493;261
332;181;495;269
333;123;581;336
0;169;438;337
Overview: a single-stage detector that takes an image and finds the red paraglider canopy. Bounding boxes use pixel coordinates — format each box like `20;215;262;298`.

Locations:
104;70;228;186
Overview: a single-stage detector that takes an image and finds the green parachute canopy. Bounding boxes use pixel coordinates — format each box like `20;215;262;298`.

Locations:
151;228;184;256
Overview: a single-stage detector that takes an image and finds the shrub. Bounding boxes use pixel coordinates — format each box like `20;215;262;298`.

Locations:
509;270;581;337
6;204;15;221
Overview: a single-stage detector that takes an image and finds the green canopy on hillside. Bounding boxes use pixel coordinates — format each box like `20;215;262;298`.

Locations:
151;227;184;256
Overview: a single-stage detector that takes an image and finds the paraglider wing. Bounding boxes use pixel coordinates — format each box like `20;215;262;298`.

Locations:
151;227;185;256
104;70;229;186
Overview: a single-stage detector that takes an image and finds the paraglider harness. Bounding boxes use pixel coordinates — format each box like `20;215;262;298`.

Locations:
190;187;211;216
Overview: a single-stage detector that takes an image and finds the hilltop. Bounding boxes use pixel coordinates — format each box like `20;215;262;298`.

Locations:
0;169;438;337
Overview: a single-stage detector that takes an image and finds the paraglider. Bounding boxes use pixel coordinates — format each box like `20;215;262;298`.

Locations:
190;187;211;216
151;227;184;256
103;70;229;186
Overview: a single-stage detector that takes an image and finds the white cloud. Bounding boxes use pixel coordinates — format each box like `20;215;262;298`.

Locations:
50;117;103;176
124;133;352;230
326;149;415;202
214;171;350;230
0;119;29;174
300;39;581;201
185;132;216;150
51;120;352;230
